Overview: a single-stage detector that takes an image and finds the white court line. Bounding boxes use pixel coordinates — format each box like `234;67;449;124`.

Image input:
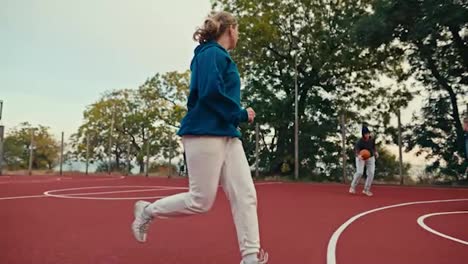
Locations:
44;185;188;200
44;183;276;197
254;182;282;186
1;182;280;201
0;179;61;184
327;198;468;264
0;176;123;185
0;194;46;200
377;185;468;192
417;211;468;246
44;185;187;194
62;188;184;196
60;176;125;182
42;195;168;200
50;187;187;197
43;183;281;200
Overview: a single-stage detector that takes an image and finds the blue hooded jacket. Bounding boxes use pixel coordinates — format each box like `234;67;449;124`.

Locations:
177;41;248;137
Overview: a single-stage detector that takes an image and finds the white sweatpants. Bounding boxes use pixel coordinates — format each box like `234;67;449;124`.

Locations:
350;156;376;191
145;136;260;257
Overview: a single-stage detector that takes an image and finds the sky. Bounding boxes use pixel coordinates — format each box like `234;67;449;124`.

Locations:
1;0;427;166
1;0;212;138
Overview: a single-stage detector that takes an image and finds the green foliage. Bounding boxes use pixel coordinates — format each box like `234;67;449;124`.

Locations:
3;122;60;170
213;0;410;179
354;0;468;179
95;161;131;174
70;71;189;173
374;146;410;181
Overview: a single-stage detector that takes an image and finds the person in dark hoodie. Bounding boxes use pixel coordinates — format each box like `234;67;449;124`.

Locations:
131;11;268;264
349;126;379;196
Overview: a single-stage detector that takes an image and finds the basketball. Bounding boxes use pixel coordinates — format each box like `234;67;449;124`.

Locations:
359;149;371;160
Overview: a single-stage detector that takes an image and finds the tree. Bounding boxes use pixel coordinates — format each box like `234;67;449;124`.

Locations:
354;0;468;179
374;146;411;181
3;122;60;170
70;71;189;173
70;90;130;170
212;0;409;179
403;96;465;180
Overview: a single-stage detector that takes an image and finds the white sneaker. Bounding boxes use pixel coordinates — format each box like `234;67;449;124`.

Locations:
240;249;269;264
131;200;153;243
349;187;356;194
362;190;373;197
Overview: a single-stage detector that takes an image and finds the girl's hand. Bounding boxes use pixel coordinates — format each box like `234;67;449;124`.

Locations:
246;107;256;123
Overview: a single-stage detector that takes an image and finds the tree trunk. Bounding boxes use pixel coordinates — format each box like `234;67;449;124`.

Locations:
416;42;465;156
138;158;145;174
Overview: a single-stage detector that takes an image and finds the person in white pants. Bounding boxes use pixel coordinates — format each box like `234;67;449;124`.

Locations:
349;126;379;196
463;117;468;177
131;11;268;264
